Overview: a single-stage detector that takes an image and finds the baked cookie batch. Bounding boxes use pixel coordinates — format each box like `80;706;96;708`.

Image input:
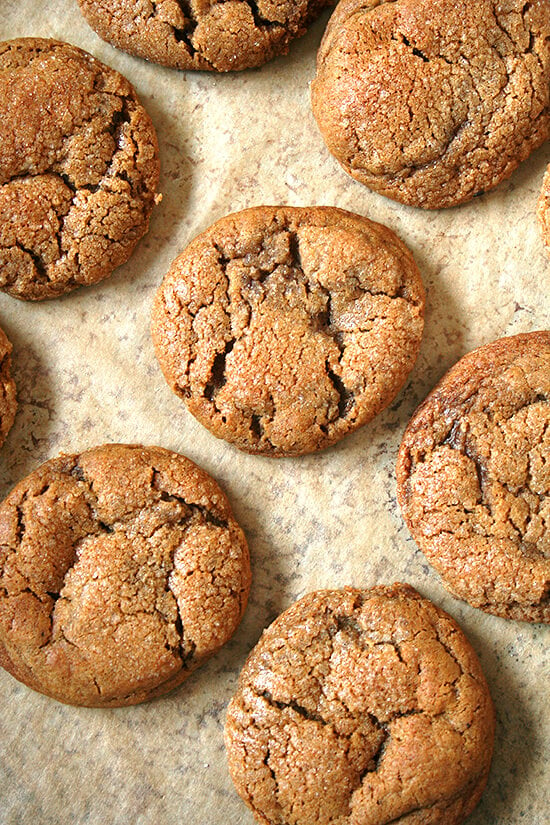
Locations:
0;1;549;823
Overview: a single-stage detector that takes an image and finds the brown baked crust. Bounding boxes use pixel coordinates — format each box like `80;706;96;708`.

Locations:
397;332;550;622
225;584;495;825
311;0;550;209
151;205;425;457
537;163;550;254
77;0;334;72
0;444;250;706
0;38;160;301
0;326;16;447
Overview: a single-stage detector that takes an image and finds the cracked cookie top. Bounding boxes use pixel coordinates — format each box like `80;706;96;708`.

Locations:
537;163;550;254
225;584;494;825
0;444;250;706
0;326;16;448
0;38;160;301
311;0;550;209
151;206;425;457
77;0;334;72
397;332;550;622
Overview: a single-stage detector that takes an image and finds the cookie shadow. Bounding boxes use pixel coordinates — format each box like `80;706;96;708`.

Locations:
0;307;57;500
456;620;544;825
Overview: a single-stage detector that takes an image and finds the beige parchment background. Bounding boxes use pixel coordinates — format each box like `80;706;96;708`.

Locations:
0;1;549;823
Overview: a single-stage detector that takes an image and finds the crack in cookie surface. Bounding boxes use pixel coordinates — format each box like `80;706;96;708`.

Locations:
0;38;159;300
225;585;494;825
311;0;550;208
397;332;550;622
0;444;250;706
152;206;425;457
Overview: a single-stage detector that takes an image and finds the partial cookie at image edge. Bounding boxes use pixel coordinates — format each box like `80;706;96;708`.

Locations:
397;331;550;622
0;325;16;448
225;584;495;825
0;37;160;301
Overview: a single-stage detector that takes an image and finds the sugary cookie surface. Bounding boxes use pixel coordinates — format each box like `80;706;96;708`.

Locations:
78;0;334;72
312;0;550;208
397;332;550;622
152;206;424;457
225;584;494;825
0;38;159;300
0;444;250;706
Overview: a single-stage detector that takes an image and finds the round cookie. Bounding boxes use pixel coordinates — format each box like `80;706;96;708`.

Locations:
537;163;550;254
397;332;550;622
311;0;550;209
0;325;16;448
0;38;160;301
151;206;425;457
77;0;334;73
0;444;250;706
225;584;495;825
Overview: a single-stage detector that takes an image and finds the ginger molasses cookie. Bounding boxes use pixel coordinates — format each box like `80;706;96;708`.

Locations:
152;206;425;457
77;0;333;72
0;444;250;706
311;0;550;209
537;163;550;254
225;584;495;825
0;38;159;301
0;325;16;448
397;332;550;622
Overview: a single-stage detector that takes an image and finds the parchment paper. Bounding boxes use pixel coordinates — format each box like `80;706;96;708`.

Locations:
0;1;548;823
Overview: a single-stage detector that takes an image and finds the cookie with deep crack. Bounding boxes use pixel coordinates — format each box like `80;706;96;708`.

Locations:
537;163;550;254
0;444;250;706
397;332;550;622
225;584;495;825
151;206;425;457
0;325;16;448
311;0;550;209
77;0;334;72
0;38;160;301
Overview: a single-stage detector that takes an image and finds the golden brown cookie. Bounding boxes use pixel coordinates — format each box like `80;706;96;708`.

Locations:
151;206;425;457
0;444;250;706
77;0;334;72
0;325;16;448
537;163;550;253
225;584;495;825
397;332;550;622
0;38;160;301
311;0;550;209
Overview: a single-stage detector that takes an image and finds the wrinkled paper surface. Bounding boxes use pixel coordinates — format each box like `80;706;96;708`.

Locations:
0;1;549;822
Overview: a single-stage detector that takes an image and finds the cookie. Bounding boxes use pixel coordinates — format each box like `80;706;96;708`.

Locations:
397;332;550;622
0;38;160;301
151;206;425;457
0;325;16;448
311;0;550;209
77;0;333;73
0;444;250;706
225;584;495;825
537;163;550;253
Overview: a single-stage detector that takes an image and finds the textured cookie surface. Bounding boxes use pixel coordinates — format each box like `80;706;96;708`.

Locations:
0;444;250;706
311;0;550;209
0;326;16;447
225;584;494;825
78;0;333;72
397;332;550;622
0;38;159;300
152;206;424;457
537;163;550;253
